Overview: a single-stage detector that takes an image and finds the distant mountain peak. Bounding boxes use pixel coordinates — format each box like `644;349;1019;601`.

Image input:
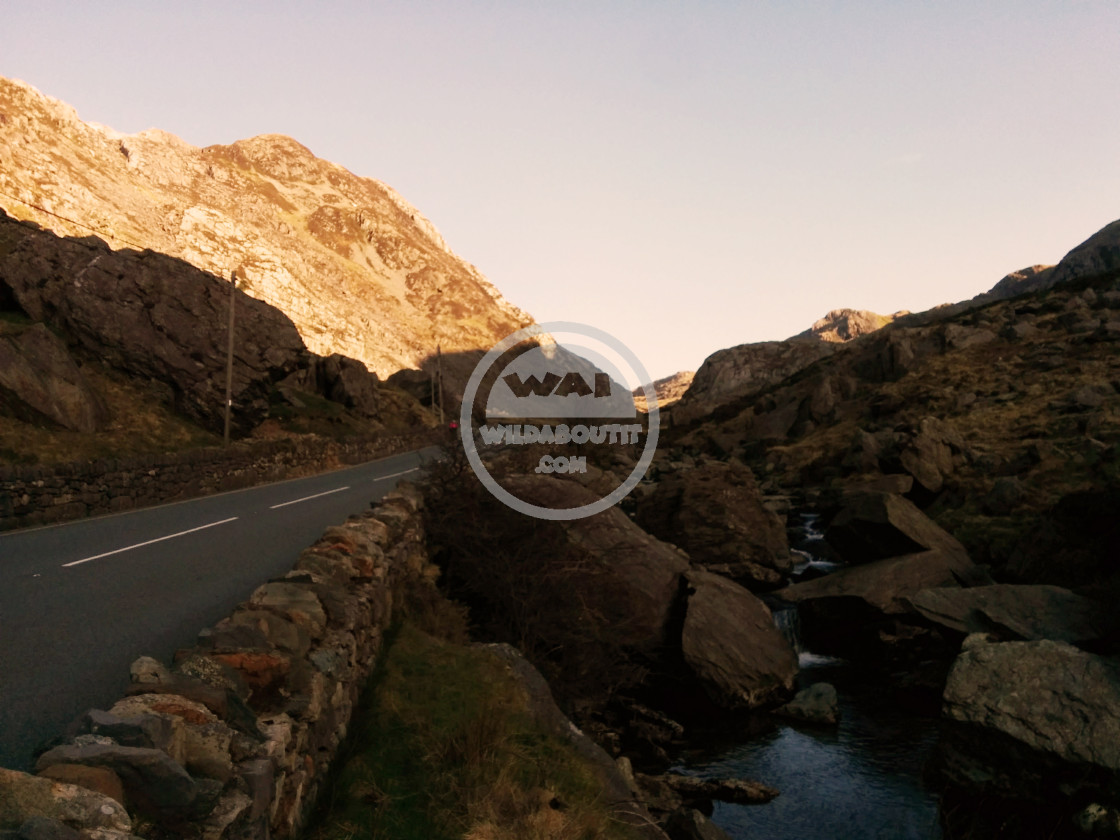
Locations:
800;308;902;343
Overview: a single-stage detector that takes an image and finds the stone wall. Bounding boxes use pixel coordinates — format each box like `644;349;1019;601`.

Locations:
0;482;434;840
0;431;441;531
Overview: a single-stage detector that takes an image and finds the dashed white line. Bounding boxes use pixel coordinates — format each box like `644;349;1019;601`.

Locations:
374;467;421;482
62;517;240;568
269;486;351;509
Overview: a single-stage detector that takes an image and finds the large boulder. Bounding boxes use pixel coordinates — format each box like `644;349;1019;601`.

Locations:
0;323;109;432
937;637;1120;805
319;354;380;418
896;417;969;497
774;547;985;659
498;475;690;655
279;354;382;418
908;584;1110;645
824;491;968;564
680;569;798;710
776;548;981;616
637;459;791;579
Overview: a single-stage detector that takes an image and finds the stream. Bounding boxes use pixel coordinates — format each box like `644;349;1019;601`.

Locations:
671;514;945;839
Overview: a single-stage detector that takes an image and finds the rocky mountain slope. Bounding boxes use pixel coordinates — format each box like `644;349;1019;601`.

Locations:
672;308;899;424
0;208;437;458
633;371;695;412
0;77;532;394
796;308;905;343
668;216;1120;590
674;223;1119;429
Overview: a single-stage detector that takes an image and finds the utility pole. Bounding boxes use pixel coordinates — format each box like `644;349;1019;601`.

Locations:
223;270;236;447
436;344;444;426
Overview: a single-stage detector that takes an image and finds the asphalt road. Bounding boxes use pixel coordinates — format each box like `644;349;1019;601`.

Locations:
0;447;438;771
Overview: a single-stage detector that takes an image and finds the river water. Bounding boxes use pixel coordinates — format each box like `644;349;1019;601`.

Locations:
670;515;945;839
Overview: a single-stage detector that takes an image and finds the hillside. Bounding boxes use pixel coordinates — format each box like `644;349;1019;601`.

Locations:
668;217;1120;587
0;77;532;395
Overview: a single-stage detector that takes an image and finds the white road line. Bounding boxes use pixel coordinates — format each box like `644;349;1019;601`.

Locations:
62;516;240;568
374;467;421;482
269;486;351;509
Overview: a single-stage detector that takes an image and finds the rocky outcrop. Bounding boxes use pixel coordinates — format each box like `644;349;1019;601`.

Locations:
908;584;1110;645
894;417;970;498
980;264;1055;302
278;354;382;419
0;210;304;432
796;309;901;343
1046;218;1120;287
0;77;533;396
673;307;902;426
636;459;791;584
673;339;834;425
680;570;798;710
0;323;108;432
632;371;695;413
937;636;1120;808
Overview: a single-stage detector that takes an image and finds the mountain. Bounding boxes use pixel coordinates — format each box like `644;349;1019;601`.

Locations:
796;308;906;343
632;371;695;412
666;217;1120;584
0;77;532;394
672;308;899;425
674;219;1120;428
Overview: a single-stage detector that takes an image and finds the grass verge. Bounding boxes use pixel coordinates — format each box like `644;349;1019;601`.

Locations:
307;621;646;840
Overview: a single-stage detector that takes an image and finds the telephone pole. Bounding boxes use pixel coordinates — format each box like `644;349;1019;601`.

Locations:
436;343;444;426
223;270;236;447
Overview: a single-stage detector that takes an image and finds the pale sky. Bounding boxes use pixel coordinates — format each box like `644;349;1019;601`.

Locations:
3;1;1118;380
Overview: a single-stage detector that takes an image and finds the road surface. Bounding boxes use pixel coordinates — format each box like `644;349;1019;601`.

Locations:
0;447;436;771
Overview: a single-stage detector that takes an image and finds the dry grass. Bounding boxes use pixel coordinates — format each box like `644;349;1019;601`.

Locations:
308;621;646;840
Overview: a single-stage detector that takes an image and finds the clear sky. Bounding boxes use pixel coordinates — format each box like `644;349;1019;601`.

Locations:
3;1;1118;380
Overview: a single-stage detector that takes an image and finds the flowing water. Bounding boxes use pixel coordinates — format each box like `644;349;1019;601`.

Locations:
671;514;945;839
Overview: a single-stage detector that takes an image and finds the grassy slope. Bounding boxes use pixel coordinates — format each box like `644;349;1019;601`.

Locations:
309;622;646;840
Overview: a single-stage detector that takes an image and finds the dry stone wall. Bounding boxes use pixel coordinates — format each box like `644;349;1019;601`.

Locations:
0;482;433;840
0;431;439;531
